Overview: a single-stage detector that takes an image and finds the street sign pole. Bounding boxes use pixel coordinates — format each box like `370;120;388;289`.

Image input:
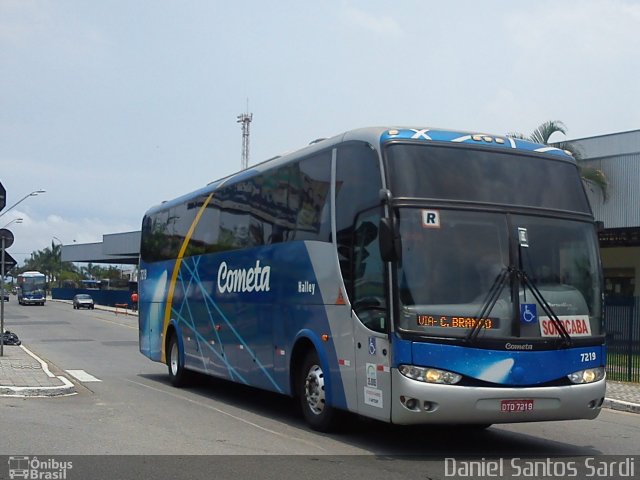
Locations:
0;229;14;357
0;181;6;211
1;182;9;355
1;180;5;356
1;235;5;356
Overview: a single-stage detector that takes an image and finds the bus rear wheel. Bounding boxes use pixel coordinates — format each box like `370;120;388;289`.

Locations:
298;350;338;432
167;334;189;387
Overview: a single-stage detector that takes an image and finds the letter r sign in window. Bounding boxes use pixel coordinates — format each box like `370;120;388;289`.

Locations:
422;210;440;228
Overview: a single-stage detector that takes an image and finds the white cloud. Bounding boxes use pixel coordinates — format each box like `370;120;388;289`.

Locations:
506;0;640;60
0;0;111;66
4;208;136;266
497;0;640;137
342;7;403;36
0;0;49;46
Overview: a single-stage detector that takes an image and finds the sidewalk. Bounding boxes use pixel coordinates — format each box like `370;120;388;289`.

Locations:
0;344;75;397
0;299;136;397
1;334;640;413
603;381;640;414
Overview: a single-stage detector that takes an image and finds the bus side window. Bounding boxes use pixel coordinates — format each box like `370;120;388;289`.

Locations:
352;210;387;332
292;153;332;242
335;141;383;318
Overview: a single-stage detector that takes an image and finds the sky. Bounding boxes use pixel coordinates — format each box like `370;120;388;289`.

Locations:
1;0;639;266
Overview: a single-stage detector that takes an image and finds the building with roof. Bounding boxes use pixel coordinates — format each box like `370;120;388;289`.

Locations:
61;231;139;265
573;130;640;297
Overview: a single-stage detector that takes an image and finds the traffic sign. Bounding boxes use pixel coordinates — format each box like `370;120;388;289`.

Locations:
0;229;14;249
0;182;5;211
1;251;16;271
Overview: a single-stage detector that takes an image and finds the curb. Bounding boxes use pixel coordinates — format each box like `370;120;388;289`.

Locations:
603;398;640;414
0;382;76;397
0;345;76;398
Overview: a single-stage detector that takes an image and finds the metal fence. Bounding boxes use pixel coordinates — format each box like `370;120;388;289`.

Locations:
51;287;133;307
604;296;640;383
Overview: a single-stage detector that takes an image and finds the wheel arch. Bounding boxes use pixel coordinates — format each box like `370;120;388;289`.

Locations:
289;330;333;403
164;320;184;367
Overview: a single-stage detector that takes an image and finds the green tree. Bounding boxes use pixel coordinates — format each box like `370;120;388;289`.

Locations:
509;120;608;201
80;263;105;280
18;242;80;288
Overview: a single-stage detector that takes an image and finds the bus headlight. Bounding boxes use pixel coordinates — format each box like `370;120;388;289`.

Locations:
567;367;605;384
399;365;462;385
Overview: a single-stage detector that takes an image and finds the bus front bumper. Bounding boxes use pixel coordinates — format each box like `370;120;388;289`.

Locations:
21;298;45;305
391;369;606;425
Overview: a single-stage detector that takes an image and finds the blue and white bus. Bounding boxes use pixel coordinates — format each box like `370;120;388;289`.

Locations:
139;127;606;431
17;271;47;306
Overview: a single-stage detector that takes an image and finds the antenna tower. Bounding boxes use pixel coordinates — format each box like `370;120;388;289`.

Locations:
237;104;253;170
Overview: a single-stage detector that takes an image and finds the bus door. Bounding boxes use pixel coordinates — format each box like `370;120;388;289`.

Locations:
334;142;390;420
350;211;392;421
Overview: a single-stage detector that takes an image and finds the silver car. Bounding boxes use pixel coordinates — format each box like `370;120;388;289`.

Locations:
73;294;95;309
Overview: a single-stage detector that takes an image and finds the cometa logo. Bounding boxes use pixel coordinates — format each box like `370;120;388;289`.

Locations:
217;260;271;294
505;343;533;350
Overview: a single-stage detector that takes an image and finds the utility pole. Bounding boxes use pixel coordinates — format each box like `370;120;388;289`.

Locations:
237;102;253;170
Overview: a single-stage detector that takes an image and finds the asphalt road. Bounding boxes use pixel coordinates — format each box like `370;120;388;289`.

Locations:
1;300;638;478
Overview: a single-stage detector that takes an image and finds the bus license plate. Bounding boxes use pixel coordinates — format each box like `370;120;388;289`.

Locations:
500;399;534;412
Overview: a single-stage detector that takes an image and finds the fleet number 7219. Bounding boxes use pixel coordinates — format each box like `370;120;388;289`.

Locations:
581;352;597;362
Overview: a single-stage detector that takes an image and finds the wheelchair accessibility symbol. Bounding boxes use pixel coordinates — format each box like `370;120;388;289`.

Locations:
520;304;538;324
368;337;376;355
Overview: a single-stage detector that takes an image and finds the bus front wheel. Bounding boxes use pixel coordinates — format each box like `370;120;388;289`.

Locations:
167;334;189;387
298;350;338;432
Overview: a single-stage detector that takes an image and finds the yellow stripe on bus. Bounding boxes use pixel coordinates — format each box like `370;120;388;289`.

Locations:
160;192;215;363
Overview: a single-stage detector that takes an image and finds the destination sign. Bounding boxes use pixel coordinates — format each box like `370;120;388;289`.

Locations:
539;315;592;337
417;315;500;329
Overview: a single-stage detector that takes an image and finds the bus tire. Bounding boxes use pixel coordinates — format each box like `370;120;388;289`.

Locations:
167;334;189;387
298;350;338;432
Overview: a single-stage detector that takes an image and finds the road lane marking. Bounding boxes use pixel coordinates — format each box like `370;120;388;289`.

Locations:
92;316;138;330
124;379;327;451
66;370;102;382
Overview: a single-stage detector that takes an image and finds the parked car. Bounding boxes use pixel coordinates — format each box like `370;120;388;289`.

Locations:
73;294;95;309
1;290;9;302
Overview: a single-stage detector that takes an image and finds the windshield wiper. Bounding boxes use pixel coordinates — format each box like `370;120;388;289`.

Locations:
466;267;511;343
466;267;572;347
518;270;572;347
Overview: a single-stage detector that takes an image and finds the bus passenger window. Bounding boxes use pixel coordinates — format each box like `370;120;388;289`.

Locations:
352;210;387;333
336;141;382;300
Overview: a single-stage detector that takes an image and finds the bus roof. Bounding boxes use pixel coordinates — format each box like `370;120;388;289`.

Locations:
144;126;574;216
19;271;45;277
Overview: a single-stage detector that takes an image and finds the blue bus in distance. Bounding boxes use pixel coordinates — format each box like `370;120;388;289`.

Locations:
139;127;606;431
17;271;46;306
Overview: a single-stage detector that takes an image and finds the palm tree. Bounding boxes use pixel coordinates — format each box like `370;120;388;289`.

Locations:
509;120;608;201
19;242;79;288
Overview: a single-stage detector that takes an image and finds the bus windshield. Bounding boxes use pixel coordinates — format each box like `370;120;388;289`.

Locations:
385;143;590;213
20;277;46;293
395;209;602;340
385;141;602;342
